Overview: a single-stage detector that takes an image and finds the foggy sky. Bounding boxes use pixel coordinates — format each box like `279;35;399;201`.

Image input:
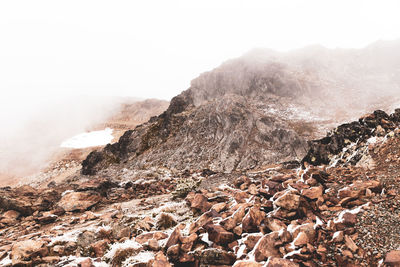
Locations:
0;0;399;100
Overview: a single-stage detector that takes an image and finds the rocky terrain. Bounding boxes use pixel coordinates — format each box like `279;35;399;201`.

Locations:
2;109;400;266
2;42;400;266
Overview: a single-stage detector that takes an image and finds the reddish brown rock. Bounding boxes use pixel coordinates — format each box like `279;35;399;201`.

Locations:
191;248;236;265
244;233;263;250
265;217;286;232
191;193;212;213
165;225;184;249
331;231;344;242
253;232;280;262
385;250;400;266
180;233;198;244
57;191;101;212
248;184;258;195
166;244;180;260
148;239;160;251
204;224;235;245
342;212;357;226
212;202;227;213
301;186;323;200
344;235;358;253
242;205;265;233
189;212;213;234
274;191;300;211
0;210;20;224
266;257;300;267
10;240;48;266
221;205;246;231
292;223;316;243
233;260;263;267
149;251;172;267
293;232;309;247
90;239;110;257
234;191;250;203
136;232;168;244
2;210;20;220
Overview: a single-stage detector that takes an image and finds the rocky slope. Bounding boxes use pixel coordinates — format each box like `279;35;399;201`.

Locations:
2;109;400;266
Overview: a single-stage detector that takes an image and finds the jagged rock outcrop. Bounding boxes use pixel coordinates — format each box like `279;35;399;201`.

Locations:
82;60;330;175
303;109;400;166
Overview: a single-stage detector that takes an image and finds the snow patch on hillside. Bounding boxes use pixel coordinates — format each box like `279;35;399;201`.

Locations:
60;128;114;149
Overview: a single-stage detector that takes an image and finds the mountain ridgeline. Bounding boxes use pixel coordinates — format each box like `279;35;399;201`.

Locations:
82;40;400;175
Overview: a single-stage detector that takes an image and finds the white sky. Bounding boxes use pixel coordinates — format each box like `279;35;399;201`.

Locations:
0;0;399;100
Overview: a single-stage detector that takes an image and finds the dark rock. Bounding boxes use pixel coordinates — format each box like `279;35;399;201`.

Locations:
191;248;236;265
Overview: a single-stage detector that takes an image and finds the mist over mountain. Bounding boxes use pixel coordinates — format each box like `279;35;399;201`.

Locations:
82;40;400;175
0;96;168;185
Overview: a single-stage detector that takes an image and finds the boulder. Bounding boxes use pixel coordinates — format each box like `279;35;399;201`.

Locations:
190;193;212;213
165;225;184;249
191;248;236;265
204;223;235;245
252;232;280;262
274;191;300;211
265;217;286;232
155;213;177;230
57;191;101;212
242;205;265;233
148;251;172;267
244;233;263;250
0;210;20;224
136;232;168;244
10;240;48;266
90;239;110;257
301;186;323;200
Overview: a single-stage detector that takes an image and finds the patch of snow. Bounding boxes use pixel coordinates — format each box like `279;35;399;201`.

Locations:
218;184;236;191
49;226;97;246
284;248;303;259
60;128;114;149
96;224;112;233
332;231;342;240
0;253;11;266
61;190;74;197
334;203;370;224
314;217;324;229
122;251;155;266
104;239;142;261
200;233;213;247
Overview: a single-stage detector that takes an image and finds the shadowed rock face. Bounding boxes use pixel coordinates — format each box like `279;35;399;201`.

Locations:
302;109;400;166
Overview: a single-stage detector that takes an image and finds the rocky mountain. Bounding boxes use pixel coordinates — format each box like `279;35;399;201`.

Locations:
82;41;400;176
